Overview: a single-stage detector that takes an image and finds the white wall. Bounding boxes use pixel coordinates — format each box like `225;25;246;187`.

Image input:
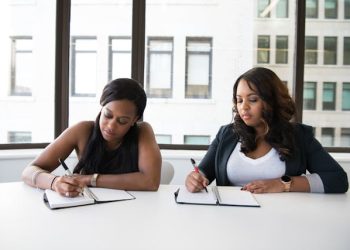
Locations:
1;149;350;185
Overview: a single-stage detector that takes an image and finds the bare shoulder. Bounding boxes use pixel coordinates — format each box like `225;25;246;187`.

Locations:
137;121;155;135
58;121;94;144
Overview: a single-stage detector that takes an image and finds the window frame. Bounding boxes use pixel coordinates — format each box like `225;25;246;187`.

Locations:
108;36;132;81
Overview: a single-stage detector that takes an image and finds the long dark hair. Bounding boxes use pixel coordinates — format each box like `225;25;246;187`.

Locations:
73;78;147;174
232;67;296;160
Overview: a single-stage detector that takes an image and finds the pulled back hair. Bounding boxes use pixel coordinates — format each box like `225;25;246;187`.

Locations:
73;78;147;174
232;67;296;160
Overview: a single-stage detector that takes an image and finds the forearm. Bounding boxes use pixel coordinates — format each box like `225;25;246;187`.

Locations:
290;175;310;192
95;172;160;191
22;165;57;190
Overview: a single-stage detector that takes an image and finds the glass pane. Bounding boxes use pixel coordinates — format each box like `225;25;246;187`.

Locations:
69;0;132;126
306;0;318;18
155;135;172;144
276;36;288;64
276;0;288;18
144;0;296;145
0;1;55;144
304;10;350;147
325;0;337;19
184;135;210;145
344;37;350;65
346;0;350;19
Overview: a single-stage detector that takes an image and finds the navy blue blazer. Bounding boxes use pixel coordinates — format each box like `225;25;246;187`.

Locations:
199;123;348;193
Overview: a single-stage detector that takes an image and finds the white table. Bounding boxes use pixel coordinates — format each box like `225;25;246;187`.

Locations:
0;182;349;250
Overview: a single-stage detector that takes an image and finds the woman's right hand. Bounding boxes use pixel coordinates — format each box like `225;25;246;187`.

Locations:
52;176;84;197
185;171;209;192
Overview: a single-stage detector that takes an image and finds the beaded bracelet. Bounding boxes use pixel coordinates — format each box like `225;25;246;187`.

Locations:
50;176;58;191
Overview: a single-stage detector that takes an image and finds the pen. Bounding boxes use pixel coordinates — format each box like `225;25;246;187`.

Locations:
59;158;72;176
190;158;208;193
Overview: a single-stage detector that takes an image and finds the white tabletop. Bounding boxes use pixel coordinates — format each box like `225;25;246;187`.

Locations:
0;182;349;250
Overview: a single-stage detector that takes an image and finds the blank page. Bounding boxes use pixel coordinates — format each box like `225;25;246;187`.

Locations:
217;186;259;207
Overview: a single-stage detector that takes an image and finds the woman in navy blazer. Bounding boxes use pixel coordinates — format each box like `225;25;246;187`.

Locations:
186;67;348;194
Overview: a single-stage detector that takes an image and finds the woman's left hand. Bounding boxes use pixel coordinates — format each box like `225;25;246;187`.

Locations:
242;179;284;193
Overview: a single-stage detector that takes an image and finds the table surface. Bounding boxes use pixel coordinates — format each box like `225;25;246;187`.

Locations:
0;182;349;250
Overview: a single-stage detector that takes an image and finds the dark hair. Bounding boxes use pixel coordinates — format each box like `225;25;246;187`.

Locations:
232;67;296;160
73;78;147;174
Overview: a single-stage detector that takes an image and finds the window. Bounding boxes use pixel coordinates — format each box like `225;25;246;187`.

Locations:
324;37;337;65
257;35;270;63
344;37;350;65
340;128;350;146
306;0;318;18
10;37;33;96
155;135;172;144
323;82;336;110
7;131;32;143
276;0;288;18
185;37;212;99
343;82;350;110
108;37;131;80
258;0;270;18
146;37;173;98
305;36;318;64
184;135;210;145
303;82;317;110
346;0;350;19
276;36;288;64
325;0;338;19
321;127;335;146
70;37;97;97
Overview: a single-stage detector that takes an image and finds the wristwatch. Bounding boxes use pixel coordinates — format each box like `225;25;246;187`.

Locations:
281;175;292;192
90;173;99;187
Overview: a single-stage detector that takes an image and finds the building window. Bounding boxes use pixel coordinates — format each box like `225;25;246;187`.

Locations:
323;82;336;110
276;0;288;18
10;37;33;96
146;37;173;98
258;0;270;18
8;131;32;143
303;82;317;110
70;37;97;97
305;36;318;64
324;37;337;65
185;37;212;99
306;0;318;18
342;82;350;110
184;135;210;145
340;128;350;146
346;0;350;19
276;36;288;64
108;37;131;81
257;35;270;64
321;127;334;146
325;0;338;19
344;37;350;65
155;134;172;144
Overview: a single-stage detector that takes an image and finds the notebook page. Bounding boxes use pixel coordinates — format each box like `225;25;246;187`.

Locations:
176;187;217;205
44;189;95;209
89;188;135;202
217;186;259;207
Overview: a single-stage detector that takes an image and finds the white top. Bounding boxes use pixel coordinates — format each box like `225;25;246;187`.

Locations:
0;182;349;250
227;142;286;186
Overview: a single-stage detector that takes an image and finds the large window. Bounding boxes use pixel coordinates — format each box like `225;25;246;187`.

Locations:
146;37;173;98
325;0;338;19
276;36;288;64
344;37;350;65
10;37;33;96
324;37;337;65
257;35;270;63
185;37;212;99
303;82;317;110
306;0;318;18
305;36;318;64
343;83;350;110
70;37;97;97
322;82;336;110
108;37;131;80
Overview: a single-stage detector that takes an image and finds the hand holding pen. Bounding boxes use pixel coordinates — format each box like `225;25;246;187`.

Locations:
56;158;84;197
189;158;208;193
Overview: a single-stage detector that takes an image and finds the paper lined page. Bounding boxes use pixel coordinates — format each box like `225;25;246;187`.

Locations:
176;187;217;205
89;188;135;202
217;186;260;207
44;189;95;209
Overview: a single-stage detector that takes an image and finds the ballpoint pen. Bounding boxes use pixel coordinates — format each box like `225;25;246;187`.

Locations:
190;158;208;193
58;158;97;199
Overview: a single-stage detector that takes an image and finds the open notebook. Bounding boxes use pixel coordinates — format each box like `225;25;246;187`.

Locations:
174;186;260;207
43;187;135;209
